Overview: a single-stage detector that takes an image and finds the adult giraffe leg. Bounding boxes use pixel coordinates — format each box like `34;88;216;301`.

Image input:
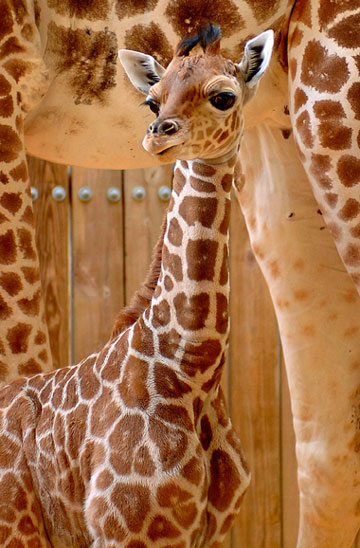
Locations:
237;125;360;547
0;2;52;383
288;0;360;293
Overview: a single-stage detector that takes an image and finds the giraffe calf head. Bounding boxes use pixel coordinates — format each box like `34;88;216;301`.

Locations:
119;24;273;163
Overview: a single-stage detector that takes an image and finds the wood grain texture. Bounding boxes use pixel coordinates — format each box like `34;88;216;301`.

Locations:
29;156;70;370
228;194;282;547
71;167;124;364
123;165;172;302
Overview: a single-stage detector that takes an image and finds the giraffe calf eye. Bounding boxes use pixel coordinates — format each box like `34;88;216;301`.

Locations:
209;92;236;111
143;99;160;115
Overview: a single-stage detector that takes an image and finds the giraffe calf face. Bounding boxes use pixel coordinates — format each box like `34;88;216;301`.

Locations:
141;55;245;162
119;25;274;163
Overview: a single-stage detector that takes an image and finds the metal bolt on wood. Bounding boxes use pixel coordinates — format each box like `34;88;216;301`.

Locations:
158;185;171;201
52;186;66;202
31;187;39;201
132;186;146;201
107;187;121;202
78;186;92;202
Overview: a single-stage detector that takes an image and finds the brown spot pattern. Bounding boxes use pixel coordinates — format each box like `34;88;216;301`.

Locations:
17;290;41;316
0;272;22;296
208;449;240;512
17;228;36;259
168;217;183;246
318;121;352;150
179;196;217;228
338;199;360;222
200;414;213;450
118;355;150;409
0;95;13;118
165;0;244;38
190;176;215;193
46;23;117;105
318;0;354;30
134;445;156;476
147;515;181;541
0;125;22;163
0;75;11;96
296;110;313;148
131;317;154;357
149;417;187;471
48;0;110;19
181;456;203;486
344;244;360;267
216;293;228;334
162;245;183;282
124;21;173;68
10;161;27;182
155;403;193;431
4;58;30;83
0;230;16;264
219;199;231;235
328;13;360;49
112;483;150;533
174;292;209;331
152;299;171;328
301;40;349;93
219;244;228;285
109;414;144;474
186;238;218;281
181;338;222;376
294;88;308;113
192;163;216;178
337;155;360;188
154;363;192;398
6;323;31;353
309;154;333;189
348;83;360;121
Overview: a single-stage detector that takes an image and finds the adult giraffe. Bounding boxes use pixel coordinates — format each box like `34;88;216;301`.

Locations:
1;0;360;546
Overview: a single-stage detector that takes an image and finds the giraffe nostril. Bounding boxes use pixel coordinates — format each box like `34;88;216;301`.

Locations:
158;120;179;135
148;123;157;134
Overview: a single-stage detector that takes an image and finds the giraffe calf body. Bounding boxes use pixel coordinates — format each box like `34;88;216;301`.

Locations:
0;320;248;548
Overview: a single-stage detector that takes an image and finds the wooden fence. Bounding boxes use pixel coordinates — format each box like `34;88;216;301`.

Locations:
29;156;300;547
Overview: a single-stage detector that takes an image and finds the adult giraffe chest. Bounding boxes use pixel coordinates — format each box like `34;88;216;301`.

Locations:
23;0;291;169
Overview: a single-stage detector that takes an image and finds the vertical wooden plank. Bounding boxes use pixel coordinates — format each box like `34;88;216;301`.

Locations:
29;156;70;370
71;167;124;363
123;165;172;303
228;193;281;547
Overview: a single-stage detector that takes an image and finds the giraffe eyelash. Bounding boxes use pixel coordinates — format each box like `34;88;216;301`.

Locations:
142;98;160;115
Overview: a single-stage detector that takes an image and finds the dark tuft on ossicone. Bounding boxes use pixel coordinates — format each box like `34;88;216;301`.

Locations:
176;23;222;57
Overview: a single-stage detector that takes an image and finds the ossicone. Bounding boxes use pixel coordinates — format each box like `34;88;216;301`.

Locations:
176;23;222;57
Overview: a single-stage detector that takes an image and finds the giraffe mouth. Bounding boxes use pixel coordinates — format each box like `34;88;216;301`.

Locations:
142;133;186;159
143;140;185;160
158;144;183;156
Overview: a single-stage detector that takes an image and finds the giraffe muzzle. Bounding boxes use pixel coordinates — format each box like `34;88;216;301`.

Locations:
148;118;180;136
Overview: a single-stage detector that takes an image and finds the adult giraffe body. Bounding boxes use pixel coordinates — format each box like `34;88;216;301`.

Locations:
1;1;360;546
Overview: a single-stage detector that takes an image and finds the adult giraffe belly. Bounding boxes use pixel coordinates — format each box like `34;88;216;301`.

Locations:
23;0;291;170
23;77;158;169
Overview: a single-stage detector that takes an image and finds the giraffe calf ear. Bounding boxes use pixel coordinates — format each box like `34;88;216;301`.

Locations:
118;49;166;95
238;30;274;90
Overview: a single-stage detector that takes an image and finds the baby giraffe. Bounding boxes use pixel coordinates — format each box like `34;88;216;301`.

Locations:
0;24;273;548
